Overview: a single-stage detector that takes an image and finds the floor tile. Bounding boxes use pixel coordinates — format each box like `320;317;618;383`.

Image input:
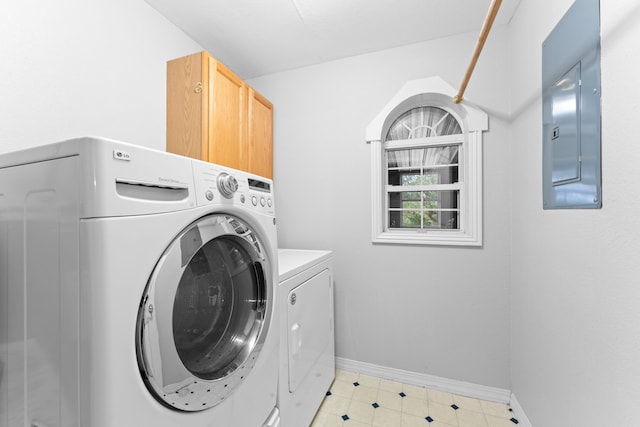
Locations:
428;401;459;426
452;394;484;412
401;412;431;427
401;396;430;418
352;385;378;404
331;379;357;399
357;374;382;389
429;421;458;427
311;410;346;427
372;407;403;427
480;400;512;418
403;383;428;400
485;414;518;427
379;378;404;393
336;369;360;383
456;408;488;427
347;400;375;424
320;394;352;415
427;389;455;405
376;389;403;411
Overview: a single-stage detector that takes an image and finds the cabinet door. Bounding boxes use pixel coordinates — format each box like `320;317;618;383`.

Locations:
208;59;246;171
247;88;273;179
166;52;207;160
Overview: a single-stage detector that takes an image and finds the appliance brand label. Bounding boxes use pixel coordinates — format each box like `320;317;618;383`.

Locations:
113;149;131;161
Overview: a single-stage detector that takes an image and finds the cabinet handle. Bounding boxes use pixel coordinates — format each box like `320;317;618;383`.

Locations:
194;82;203;93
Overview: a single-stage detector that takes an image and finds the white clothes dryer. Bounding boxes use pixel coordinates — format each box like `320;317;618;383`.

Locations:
278;249;335;427
0;137;280;427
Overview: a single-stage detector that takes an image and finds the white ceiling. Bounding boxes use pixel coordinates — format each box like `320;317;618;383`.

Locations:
145;0;521;79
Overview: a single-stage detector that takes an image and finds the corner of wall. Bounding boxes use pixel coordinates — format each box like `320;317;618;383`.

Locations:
509;392;534;427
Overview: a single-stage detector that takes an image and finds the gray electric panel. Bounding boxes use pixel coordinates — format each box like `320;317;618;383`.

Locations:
542;0;601;209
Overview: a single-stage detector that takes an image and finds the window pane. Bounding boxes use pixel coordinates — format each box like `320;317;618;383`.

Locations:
424;145;458;167
423;210;458;229
388;190;460;230
385;106;462;140
387;148;424;169
401;210;422;228
422;190;458;209
387;145;459;186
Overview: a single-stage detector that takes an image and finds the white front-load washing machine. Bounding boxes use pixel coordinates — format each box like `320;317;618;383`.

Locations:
0;137;280;427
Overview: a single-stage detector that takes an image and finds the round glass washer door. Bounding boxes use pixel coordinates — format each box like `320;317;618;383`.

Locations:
136;213;273;412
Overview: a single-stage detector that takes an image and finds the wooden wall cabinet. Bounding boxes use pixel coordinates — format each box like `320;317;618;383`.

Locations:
166;51;274;179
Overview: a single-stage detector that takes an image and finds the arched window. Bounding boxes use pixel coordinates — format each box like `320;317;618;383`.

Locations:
366;77;487;246
386;106;462;140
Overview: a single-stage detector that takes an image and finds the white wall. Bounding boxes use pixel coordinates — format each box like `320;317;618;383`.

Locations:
250;28;512;389
0;0;201;153
509;0;640;425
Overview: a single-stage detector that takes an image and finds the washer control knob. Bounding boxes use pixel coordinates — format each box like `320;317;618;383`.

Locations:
217;173;238;198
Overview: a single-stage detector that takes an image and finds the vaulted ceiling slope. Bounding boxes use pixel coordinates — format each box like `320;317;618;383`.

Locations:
145;0;521;79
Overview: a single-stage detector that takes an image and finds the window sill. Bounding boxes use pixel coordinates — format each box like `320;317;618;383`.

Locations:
372;230;482;247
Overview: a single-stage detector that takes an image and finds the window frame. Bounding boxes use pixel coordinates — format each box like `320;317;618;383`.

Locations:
385;134;463;232
366;77;487;247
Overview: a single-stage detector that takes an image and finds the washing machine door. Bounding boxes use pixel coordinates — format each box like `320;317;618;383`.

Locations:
136;213;273;412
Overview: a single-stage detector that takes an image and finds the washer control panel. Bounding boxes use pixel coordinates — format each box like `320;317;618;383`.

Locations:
191;159;275;215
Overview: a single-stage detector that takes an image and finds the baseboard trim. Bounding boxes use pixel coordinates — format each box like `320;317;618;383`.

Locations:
509;393;533;427
335;357;511;404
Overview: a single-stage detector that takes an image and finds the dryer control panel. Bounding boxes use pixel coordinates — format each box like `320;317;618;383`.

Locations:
191;158;275;216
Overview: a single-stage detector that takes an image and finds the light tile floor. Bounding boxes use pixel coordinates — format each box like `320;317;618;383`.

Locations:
310;370;519;427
